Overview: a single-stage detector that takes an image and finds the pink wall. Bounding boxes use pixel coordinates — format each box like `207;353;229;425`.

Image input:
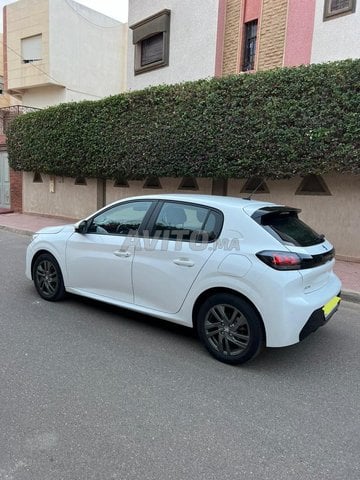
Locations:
244;0;261;23
215;0;227;77
284;0;316;66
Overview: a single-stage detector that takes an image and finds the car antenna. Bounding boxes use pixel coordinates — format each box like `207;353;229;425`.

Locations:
245;178;265;200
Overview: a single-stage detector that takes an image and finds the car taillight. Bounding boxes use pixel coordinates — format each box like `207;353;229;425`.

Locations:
257;248;335;270
257;251;304;270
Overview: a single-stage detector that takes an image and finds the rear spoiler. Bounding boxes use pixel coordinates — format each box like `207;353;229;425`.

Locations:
251;206;301;222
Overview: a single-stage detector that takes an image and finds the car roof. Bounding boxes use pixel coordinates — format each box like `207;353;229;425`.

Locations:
113;194;279;211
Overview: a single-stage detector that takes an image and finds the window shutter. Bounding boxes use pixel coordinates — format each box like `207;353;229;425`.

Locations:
21;35;42;62
141;34;164;66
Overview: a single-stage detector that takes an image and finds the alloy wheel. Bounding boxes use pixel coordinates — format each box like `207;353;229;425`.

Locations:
204;303;250;356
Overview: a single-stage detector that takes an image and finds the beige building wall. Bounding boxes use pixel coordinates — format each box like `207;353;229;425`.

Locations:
4;0;127;105
106;178;213;204
221;0;290;75
0;33;22;107
23;172;98;219
0;34;4;76
228;174;360;261
256;0;288;70
0;93;22;108
5;0;51;93
222;0;243;76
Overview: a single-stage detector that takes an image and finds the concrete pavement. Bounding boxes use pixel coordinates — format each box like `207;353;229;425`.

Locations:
0;211;359;302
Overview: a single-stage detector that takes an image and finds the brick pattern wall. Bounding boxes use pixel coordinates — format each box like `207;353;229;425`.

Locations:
257;0;288;70
222;0;243;75
10;169;22;212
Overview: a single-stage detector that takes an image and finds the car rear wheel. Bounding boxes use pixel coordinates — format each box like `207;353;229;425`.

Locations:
33;253;65;301
196;293;264;365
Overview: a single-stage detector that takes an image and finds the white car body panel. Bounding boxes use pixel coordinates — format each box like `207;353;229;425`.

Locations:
65;232;135;304
132;239;214;314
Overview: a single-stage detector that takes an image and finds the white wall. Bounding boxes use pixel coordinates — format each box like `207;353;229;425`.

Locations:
22;85;66;108
127;0;219;91
311;3;360;63
22;84;106;108
49;0;127;99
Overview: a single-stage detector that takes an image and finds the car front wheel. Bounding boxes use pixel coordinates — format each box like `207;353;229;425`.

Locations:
33;253;65;301
196;293;264;365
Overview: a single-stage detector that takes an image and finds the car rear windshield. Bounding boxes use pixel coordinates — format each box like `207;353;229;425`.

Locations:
253;208;324;247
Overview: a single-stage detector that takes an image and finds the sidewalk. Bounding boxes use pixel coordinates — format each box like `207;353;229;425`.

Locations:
0;212;359;302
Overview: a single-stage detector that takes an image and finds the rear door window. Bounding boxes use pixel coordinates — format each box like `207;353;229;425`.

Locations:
254;209;324;247
151;201;223;242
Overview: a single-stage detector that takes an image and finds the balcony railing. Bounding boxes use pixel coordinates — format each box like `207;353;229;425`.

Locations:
0;105;41;135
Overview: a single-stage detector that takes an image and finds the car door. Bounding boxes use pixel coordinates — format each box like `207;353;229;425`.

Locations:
132;201;223;314
65;200;154;303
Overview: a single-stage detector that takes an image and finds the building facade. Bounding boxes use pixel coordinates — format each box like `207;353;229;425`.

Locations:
127;0;220;91
4;0;127;108
127;0;360;87
0;0;128;212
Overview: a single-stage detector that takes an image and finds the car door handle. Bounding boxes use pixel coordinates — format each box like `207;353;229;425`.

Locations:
173;258;195;267
113;250;132;258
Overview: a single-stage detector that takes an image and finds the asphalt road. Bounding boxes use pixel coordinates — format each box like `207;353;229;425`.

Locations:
0;229;359;480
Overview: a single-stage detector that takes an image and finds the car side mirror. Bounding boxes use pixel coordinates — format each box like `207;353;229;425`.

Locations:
74;220;88;234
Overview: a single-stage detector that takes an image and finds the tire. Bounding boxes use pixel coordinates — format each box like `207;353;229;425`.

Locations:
196;293;264;365
32;253;65;301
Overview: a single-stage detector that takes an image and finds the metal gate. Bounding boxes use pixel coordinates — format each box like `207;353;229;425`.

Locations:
0;151;10;209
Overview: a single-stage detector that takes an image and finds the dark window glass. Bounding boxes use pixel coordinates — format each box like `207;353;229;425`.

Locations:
89;201;152;235
152;202;222;242
33;171;43;183
141;33;163;66
242;20;258;72
259;211;324;247
295;174;331;196
241;176;269;194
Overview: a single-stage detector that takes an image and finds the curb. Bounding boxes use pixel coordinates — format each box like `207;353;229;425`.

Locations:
341;290;360;304
0;225;33;237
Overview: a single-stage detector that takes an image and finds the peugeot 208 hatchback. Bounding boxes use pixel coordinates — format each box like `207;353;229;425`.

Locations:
26;195;341;364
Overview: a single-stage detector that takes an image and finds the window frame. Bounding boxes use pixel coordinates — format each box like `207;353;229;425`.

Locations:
21;34;42;64
241;20;258;72
85;200;157;236
145;200;224;244
130;9;171;75
323;0;356;20
295;174;332;196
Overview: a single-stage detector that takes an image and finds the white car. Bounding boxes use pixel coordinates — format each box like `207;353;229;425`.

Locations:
26;194;341;364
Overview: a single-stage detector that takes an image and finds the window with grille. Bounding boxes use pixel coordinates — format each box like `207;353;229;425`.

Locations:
324;0;356;19
242;20;258;72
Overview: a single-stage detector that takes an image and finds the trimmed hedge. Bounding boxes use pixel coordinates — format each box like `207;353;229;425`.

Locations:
7;60;360;179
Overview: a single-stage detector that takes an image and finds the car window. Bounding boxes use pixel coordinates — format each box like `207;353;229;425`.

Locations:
259;211;324;247
152;202;222;242
88;201;153;235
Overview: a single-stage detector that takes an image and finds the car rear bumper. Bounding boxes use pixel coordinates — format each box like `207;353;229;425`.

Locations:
299;292;341;341
262;271;342;348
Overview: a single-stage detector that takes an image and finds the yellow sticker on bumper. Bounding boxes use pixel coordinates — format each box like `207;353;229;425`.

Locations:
323;296;341;317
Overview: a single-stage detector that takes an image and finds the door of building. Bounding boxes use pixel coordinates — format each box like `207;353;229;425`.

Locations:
0;151;10;209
